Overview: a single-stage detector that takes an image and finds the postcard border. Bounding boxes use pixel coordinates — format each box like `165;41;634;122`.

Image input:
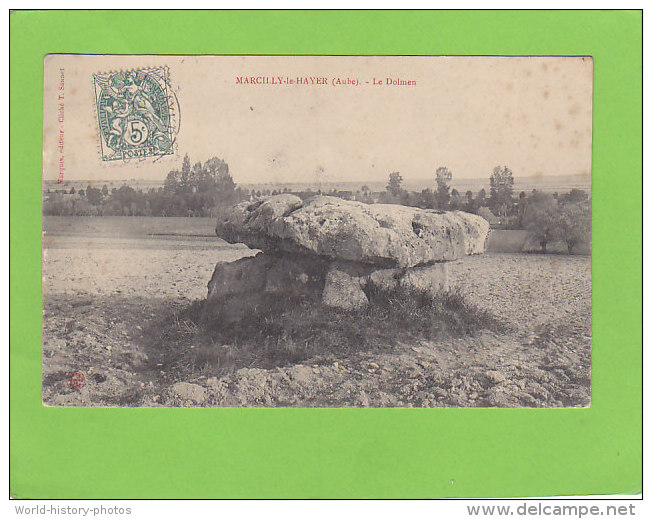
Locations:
10;10;642;498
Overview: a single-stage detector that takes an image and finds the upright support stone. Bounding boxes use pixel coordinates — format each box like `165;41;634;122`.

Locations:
204;252;330;323
399;263;449;296
322;269;369;311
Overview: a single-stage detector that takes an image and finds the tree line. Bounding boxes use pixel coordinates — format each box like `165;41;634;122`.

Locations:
380;166;591;254
43;156;590;254
43;155;243;217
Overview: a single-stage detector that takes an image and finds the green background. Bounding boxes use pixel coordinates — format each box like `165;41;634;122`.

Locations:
10;10;642;498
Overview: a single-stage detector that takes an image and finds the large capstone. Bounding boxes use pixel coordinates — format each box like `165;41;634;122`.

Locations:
215;195;489;268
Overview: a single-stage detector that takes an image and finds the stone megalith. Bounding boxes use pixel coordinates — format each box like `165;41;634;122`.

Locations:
206;195;489;315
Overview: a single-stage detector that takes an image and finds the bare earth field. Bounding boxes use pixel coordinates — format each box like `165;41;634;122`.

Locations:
42;216;591;408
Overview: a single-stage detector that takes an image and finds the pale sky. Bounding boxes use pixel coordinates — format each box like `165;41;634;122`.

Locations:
43;55;593;185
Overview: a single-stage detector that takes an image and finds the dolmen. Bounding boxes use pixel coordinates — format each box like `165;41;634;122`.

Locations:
205;194;489;321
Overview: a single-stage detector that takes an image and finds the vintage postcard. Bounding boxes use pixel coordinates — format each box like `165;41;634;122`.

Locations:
42;55;592;408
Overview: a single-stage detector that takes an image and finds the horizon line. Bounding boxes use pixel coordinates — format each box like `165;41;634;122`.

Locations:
44;172;592;184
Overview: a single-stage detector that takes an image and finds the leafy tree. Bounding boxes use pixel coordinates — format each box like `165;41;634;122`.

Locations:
191;161;203;188
489;166;515;218
477;206;498;224
477;188;487;205
559;188;589;205
522;192;557;253
180;154;192;189
516;191;528;228
212;160;235;188
72;198;94;215
449;188;463;210
111;184;140;215
164;170;180;192
419;188;435;209
555;202;591;253
140;155;237;215
462;190;476;212
85;185;103;205
434;167;452;209
386;172;404;197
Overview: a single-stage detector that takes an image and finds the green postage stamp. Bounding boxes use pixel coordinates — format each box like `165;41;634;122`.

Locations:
92;67;176;161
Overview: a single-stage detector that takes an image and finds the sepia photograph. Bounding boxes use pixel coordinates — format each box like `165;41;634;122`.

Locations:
41;54;592;408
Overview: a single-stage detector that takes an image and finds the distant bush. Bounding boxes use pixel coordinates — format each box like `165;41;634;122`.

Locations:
522;192;591;253
522;193;559;253
555;201;591;254
477;206;499;224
